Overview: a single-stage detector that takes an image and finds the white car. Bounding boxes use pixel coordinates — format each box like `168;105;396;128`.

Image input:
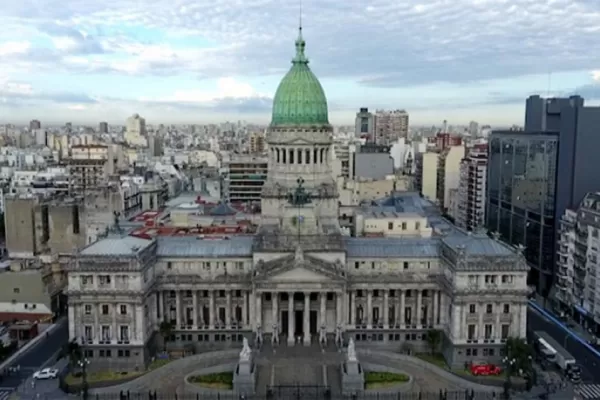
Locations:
33;368;58;380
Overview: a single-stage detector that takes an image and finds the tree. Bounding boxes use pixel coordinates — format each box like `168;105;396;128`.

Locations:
503;337;534;377
425;329;443;355
65;339;82;369
159;321;174;351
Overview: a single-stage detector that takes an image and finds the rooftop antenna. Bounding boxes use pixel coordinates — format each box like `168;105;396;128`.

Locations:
299;0;302;30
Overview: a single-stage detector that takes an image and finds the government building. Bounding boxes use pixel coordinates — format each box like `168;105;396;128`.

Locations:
66;28;530;370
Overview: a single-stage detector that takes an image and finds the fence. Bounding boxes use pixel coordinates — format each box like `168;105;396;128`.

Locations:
30;391;504;400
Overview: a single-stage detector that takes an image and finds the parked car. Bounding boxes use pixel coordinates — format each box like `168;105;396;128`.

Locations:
33;368;58;380
470;363;502;376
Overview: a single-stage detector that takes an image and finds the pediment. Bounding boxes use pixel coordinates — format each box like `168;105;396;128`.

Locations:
282;137;314;146
254;249;346;283
268;266;331;282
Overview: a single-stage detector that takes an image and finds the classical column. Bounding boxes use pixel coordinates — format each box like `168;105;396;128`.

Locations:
243;290;248;327
432;290;439;326
272;292;279;334
112;304;118;343
416;290;422;327
249;291;256;330
344;291;350;325
350;291;356;326
383;290;389;329
209;290;215;329
225;290;232;328
320;292;327;327
495;303;501;339
478;303;484;339
192;290;198;328
394;291;400;327
287;292;294;345
303;292;310;345
336;292;342;326
461;304;468;338
519;303;527;338
366;290;373;328
256;293;262;328
157;291;163;321
175;290;182;328
400;290;406;327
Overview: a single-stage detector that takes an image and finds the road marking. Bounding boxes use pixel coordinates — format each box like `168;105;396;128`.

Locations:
576;384;600;399
0;390;13;400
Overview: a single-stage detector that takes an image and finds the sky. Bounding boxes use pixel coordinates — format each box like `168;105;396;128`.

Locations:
0;0;600;127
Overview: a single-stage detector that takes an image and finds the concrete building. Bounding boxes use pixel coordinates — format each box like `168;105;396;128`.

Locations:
99;122;108;134
249;132;266;154
414;152;438;202
354;108;375;142
374;109;409;145
554;192;600;334
29;120;41;131
66;28;529;371
456;144;487;231
222;155;267;204
436;145;465;213
125;114;147;146
68;144;116;193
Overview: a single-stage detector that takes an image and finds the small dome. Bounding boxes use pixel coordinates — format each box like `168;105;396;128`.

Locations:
271;28;329;127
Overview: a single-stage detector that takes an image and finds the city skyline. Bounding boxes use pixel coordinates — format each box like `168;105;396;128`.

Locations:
1;0;599;126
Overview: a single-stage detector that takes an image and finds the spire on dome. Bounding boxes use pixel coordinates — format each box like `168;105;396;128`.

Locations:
293;0;308;64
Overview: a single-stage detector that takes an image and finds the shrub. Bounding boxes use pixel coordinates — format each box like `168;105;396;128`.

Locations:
365;371;409;384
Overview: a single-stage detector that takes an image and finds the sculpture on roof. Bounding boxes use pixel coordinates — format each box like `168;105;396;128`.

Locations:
288;177;312;206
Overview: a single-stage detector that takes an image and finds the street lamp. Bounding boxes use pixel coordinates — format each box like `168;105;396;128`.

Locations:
77;358;90;400
502;357;516;399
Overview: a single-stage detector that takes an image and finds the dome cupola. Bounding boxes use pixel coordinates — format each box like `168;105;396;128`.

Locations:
270;28;329;127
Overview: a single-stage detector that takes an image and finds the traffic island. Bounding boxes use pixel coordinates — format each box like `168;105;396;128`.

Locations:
361;364;413;393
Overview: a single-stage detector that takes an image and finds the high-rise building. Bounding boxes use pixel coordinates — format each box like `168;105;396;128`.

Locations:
249;132;266;154
486;131;558;292
456;144;487;231
354;107;375;141
223;155;268;204
125;114;147;146
436;145;465;212
374;109;409;145
554;193;600;329
99;122;108;133
29;120;41;130
415;151;439;201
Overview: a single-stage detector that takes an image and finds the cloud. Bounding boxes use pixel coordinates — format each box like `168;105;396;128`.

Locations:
0;78;97;105
0;0;599;87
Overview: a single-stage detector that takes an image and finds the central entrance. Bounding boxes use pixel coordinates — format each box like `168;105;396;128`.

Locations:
294;310;303;335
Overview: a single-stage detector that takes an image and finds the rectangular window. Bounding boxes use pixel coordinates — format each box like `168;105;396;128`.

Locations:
469;304;476;314
503;304;510;314
501;324;510;339
484;324;493;339
467;325;475;340
486;304;493;314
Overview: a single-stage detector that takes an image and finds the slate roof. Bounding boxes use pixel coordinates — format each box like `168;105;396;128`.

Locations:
344;237;440;258
442;233;514;256
80;236;154;256
156;236;254;257
209;202;238;216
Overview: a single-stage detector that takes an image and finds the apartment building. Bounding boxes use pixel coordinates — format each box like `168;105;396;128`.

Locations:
68;144;116;193
414;151;438;202
222;155;267;203
436;146;465;212
249;132;266;154
374;109;409;145
456;144;488;231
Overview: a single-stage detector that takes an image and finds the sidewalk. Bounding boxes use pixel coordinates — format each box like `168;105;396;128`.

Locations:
530;295;598;344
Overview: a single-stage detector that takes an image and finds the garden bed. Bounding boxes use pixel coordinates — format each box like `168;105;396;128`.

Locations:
365;371;410;389
188;372;233;390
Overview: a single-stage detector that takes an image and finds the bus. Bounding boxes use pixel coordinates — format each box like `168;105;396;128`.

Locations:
532;331;578;374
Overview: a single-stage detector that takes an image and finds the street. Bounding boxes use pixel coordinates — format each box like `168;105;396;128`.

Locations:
528;308;600;384
0;319;68;390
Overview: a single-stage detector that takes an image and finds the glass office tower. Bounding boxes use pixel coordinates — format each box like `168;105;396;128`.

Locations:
486;131;558;294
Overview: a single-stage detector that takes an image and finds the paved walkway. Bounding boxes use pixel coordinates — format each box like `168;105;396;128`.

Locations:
530;295;598;343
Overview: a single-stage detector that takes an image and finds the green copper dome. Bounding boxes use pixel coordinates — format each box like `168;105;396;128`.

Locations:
271;28;329;126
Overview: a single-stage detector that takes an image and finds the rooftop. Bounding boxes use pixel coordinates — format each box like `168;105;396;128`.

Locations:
442;233;515;256
156;236;255;258
80;236;154;257
344;237;439;258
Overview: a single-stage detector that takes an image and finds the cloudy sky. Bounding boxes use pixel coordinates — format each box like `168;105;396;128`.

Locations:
0;0;599;127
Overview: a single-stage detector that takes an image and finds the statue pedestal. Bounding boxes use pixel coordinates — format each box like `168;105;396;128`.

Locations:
233;359;256;395
341;354;364;396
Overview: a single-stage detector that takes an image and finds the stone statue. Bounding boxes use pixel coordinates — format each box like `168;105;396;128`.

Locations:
319;325;327;345
347;338;357;362
335;325;343;347
240;337;252;362
272;323;279;345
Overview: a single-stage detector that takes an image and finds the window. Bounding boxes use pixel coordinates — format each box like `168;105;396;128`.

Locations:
415;222;421;230
13;288;19;294
401;222;407;230
486;304;493;314
503;304;510;314
84;305;92;315
119;305;127;315
99;275;111;286
403;262;409;270
119;326;129;341
467;324;475;340
101;305;109;315
101;325;110;341
80;275;93;285
501;324;510;339
484;324;493;339
469;304;476;314
84;326;93;340
388;222;393;230
501;275;513;284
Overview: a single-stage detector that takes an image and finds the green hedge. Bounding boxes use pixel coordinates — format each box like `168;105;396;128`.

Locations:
189;372;233;385
365;371;409;384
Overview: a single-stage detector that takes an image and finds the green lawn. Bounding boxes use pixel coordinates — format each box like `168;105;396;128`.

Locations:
65;358;173;385
188;372;233;390
365;371;409;389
